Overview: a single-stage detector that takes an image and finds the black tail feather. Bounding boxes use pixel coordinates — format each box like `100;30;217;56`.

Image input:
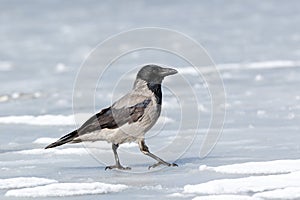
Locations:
45;130;78;149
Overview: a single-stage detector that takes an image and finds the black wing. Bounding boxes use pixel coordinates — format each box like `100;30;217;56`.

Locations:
77;99;151;135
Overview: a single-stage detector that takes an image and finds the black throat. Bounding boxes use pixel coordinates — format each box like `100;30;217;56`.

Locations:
147;82;162;105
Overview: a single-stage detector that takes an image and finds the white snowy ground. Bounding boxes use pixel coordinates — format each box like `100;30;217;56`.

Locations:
179;160;300;199
1;60;300;199
1;0;300;199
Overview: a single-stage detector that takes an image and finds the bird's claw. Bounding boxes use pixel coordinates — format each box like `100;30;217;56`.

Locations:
105;165;131;171
148;162;178;170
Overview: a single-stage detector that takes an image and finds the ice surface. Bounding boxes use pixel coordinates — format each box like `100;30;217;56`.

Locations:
0;177;57;189
13;148;90;155
5;182;128;197
199;159;300;174
0;114;174;126
1;1;300;199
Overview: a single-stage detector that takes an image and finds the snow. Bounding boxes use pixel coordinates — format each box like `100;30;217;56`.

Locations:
119;143;138;149
179;159;300;199
0;92;43;103
5;182;128;197
178;60;300;75
141;185;163;190
256;110;266;118
55;63;68;73
254;187;300;199
33;137;58;144
183;171;300;195
14;148;92;155
193;195;262;200
254;74;263;81
0;115;75;126
0;114;175;126
0;95;9;103
157;116;175;124
0;177;57;189
1;1;300;199
0;61;13;71
199;159;300;174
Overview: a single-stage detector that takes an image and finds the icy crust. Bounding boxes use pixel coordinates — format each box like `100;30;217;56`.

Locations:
193;195;262;200
0;177;57;189
14;148;90;155
5;182;128;197
33;137;58;144
0;115;75;126
177;160;300;199
199;159;300;175
253;187;300;199
184;171;300;195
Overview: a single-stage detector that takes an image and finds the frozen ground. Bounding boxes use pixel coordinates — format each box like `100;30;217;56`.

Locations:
1;0;300;199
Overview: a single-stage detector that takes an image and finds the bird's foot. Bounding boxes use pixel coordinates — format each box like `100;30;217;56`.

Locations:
105;164;131;171
148;162;178;170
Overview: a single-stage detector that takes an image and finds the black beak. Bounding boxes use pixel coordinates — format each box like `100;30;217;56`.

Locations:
160;67;178;77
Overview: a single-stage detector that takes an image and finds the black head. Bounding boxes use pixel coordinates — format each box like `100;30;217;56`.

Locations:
136;64;178;84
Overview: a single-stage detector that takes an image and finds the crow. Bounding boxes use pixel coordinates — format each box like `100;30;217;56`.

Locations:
45;64;178;170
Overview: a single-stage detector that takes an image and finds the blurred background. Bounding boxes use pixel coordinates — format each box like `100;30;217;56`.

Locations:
1;0;299;115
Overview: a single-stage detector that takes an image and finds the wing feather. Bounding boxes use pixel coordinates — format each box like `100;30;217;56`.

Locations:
77;98;151;135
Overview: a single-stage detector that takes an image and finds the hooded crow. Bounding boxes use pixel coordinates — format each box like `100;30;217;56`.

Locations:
45;64;178;170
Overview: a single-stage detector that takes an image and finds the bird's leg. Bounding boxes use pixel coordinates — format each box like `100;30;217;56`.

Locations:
105;144;131;170
139;140;178;169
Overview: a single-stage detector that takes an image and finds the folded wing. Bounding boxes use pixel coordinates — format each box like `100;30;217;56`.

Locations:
78;98;151;134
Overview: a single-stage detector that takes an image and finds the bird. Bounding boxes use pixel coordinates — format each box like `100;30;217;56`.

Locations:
45;64;178;170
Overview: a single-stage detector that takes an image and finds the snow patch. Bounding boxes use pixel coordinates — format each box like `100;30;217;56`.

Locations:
0;114;174;126
120;143;138;149
0;177;57;189
157;116;175;125
0;95;9;102
254;187;300;199
14;148;89;155
33;137;58;144
199;159;300;174
256;110;266;118
178;60;300;75
168;192;188;198
254;74;264;81
287;113;295;120
5;182;128;197
193;195;262;200
141;185;163;190
0;61;13;71
0;115;75;126
0;92;42;103
55;63;68;73
183;171;300;195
